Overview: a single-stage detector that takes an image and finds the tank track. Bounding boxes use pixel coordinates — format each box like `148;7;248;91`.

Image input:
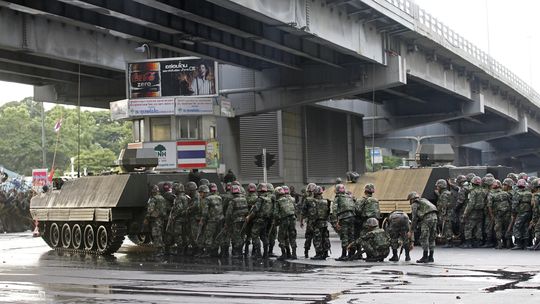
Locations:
40;221;126;255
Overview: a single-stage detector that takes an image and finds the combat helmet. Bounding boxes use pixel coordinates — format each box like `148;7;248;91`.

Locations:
407;191;419;201
186;181;198;192
364;183;375;194
435;179;447;189
366;217;379;228
198;185;210;193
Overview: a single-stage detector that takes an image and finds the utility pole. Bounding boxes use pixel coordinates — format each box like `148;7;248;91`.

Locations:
40;101;46;168
262;148;267;183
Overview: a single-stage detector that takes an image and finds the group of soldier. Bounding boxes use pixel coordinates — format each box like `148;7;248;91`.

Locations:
0;188;33;233
435;172;540;251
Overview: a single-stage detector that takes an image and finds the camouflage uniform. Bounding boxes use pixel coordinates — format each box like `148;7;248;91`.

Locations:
437;188;454;243
482;180;495;247
530;192;540;248
349;227;390;262
331;190;356;260
357;193;381;235
462;186;485;246
511;188;532;249
301;194;317;256
274;193;297;259
225;193;249;257
248;192;273;257
169;190;190;253
456;182;472;240
200;193;224;256
220;191;234;256
244;191;258;254
312;195;331;259
146;192;168;252
411;198;438;251
187;191;203;251
386;210;410;261
487;188;512;248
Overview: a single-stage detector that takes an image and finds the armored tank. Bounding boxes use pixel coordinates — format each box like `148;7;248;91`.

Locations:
30;149;223;255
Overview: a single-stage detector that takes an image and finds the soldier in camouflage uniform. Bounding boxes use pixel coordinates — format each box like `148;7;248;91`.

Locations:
528;178;540;250
408;191;438;263
435;179;454;247
460;176;485;248
186;181;202;255
481;176;496;247
300;183;317;258
357;184;381;233
331;184;356;261
347;218;390;262
220;183;234;257
310;186;331;260
266;183;278;257
247;183;273;258
160;182;176;254
145;185;168;256
225;185;249;258
199;184;224;257
168;183;190;255
510;179;532;250
274;186;297;260
386;210;411;262
487;179;512;249
244;183;258;256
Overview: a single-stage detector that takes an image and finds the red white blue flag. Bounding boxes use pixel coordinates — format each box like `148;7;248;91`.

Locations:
177;141;207;168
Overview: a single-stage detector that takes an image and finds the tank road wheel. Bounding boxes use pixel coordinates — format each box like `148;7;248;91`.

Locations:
72;224;83;250
84;224;95;250
50;223;60;248
128;234;151;246
96;225;109;253
61;223;72;248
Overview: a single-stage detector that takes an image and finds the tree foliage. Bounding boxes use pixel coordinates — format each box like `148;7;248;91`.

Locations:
0;97;132;176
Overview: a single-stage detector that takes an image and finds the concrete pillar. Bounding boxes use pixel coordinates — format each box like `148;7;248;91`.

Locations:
281;107;304;189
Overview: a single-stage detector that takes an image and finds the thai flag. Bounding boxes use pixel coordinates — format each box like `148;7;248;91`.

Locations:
177;141;207;168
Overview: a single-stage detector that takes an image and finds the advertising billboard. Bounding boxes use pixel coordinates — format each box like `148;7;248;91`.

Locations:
127;57;218;99
143;142;177;170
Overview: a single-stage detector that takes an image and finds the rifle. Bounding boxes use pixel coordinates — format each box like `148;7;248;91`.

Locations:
267;220;275;241
398;243;404;260
195;221;204;242
165;209;175;233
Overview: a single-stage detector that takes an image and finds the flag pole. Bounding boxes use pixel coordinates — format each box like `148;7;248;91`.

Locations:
50;112;63;180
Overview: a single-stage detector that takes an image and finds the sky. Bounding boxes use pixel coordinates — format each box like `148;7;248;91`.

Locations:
0;0;538;105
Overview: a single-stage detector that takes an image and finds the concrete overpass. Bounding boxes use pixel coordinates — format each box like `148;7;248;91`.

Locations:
0;0;539;183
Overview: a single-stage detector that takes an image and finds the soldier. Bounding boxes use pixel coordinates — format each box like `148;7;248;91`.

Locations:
386;210;411;262
487;179;512;249
510;179;533;250
186;181;202;255
311;186;331;260
347;218;390;262
460;176;485;248
199;184;223;257
407;191;438;263
435;179;454;247
160;182;176;254
481;176;496;247
244;183;258;256
353;183;380;259
331;184;356;261
456;174;473;243
300;183;317;258
225;185;249;258
528;178;540;250
246;183;273;258
168;183;190;255
220;183;234;257
274;186;297;260
145;185;168;256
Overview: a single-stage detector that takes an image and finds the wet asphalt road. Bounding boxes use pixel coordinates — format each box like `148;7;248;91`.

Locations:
1;232;539;304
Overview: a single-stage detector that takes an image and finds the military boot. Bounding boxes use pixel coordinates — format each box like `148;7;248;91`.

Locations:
442;242;453;248
347;248;356;261
323;250;329;258
511;239;524;250
311;251;324;260
252;246;262;258
496;239;504;249
428;250;434;263
404;247;411;262
220;245;230;258
389;249;399;262
459;240;472;249
480;241;495;248
291;246;298;259
277;246;288;261
505;238;514;249
262;245;269;258
304;248;309;259
416;250;429;263
232;246;243;259
336;247;348;261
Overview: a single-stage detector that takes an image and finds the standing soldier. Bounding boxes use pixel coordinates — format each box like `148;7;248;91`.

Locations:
528;179;540;250
311;186;331;260
186;181;202;255
407;191;438;263
331;184;356;261
460;176;485;248
455;174;472;244
347;218;390;262
357;184;381;234
246;183;273;258
220;183;234;257
386;210;411;262
435;179;454;247
160;182;176;255
266;183;278;257
481;176;496;247
274;186;297;260
300;183;317;258
510;179;533;250
145;185;168;257
168;183;190;255
225;185;249;258
244;183;258;256
199;184;224;257
487;179;512;249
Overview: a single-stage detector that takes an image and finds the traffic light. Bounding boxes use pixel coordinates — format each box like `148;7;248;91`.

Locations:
254;154;263;168
265;153;275;169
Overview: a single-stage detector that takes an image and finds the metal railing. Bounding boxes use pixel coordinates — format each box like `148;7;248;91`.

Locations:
383;0;540;107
